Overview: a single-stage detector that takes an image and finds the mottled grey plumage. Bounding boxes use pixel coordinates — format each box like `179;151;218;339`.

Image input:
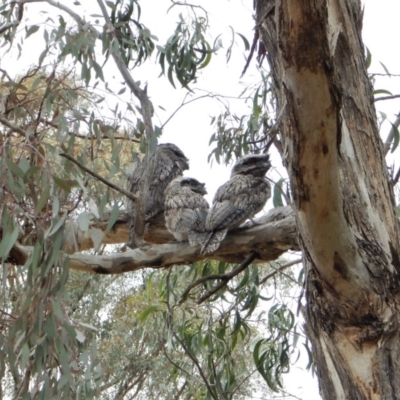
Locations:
164;176;209;246
127;143;189;246
201;153;271;254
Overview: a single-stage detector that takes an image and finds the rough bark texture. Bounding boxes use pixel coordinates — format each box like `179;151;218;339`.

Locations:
13;207;299;274
256;0;400;399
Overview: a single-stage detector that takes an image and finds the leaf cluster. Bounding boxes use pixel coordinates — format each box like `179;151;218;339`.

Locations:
107;0;156;67
208;71;275;165
158;14;212;88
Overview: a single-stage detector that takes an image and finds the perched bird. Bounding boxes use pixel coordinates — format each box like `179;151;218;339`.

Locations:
164;176;210;246
127;143;189;246
201;153;271;254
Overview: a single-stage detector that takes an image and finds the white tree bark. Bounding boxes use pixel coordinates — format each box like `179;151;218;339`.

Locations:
257;0;400;398
13;207;298;273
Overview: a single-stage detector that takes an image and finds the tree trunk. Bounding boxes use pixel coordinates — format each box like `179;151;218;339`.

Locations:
256;0;400;398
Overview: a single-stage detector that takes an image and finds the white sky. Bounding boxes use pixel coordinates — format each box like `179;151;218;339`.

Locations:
1;1;400;399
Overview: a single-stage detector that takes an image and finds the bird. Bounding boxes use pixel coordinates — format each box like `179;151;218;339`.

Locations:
127;143;189;247
164;176;210;246
200;153;271;254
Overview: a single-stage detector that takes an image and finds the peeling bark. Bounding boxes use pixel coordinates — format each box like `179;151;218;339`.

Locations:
257;0;400;398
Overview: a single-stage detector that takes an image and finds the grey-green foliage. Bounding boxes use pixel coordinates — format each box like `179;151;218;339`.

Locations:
158;13;212;88
208;71;274;166
63;260;303;399
108;0;156;67
0;66;135;398
0;1;327;398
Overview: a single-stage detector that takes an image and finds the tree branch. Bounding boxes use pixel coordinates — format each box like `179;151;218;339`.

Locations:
96;0;155;243
43;0;93;28
173;333;218;400
179;251;262;304
259;258;302;285
11;206;298;274
375;94;400;102
0;116;27;138
196;251;258;304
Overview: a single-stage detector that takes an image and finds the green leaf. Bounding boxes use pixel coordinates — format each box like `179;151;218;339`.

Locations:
45;317;57;340
30;241;43;280
104;202;120;235
6;159;25;178
373;89;392;96
35;187;50;214
138;305;159;322
273;178;285;207
198;41;212;69
53;176;79;192
389;122;400;153
76;321;98;331
379;61;390;75
92;60;104;81
105;1;115;10
75;329;85;343
20;343;30;369
51;299;64;320
23;166;41;182
26;25;40;38
47;213;67;237
236;32;250;51
365;46;372;69
38;48;48;66
0;225;19;260
118;86;126;95
78;212;90;232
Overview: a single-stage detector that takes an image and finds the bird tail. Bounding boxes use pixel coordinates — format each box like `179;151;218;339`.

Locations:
200;229;228;255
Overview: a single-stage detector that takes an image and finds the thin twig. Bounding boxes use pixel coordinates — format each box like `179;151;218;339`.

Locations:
173;333;218;400
370;72;400;77
196;252;258;304
40;118;140;142
161;93;212;129
241;29;258;77
59;153;137;202
179;272;235;304
259;258;302;285
0;117;27;138
375;94;400;102
43;0;92;28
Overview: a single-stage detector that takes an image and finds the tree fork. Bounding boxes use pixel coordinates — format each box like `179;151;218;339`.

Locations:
256;0;400;398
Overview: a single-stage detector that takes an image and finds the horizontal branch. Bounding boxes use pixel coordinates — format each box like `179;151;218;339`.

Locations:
0;116;27;137
375;94;400;102
196;252;258;304
68;206;298;273
13;206;298;274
